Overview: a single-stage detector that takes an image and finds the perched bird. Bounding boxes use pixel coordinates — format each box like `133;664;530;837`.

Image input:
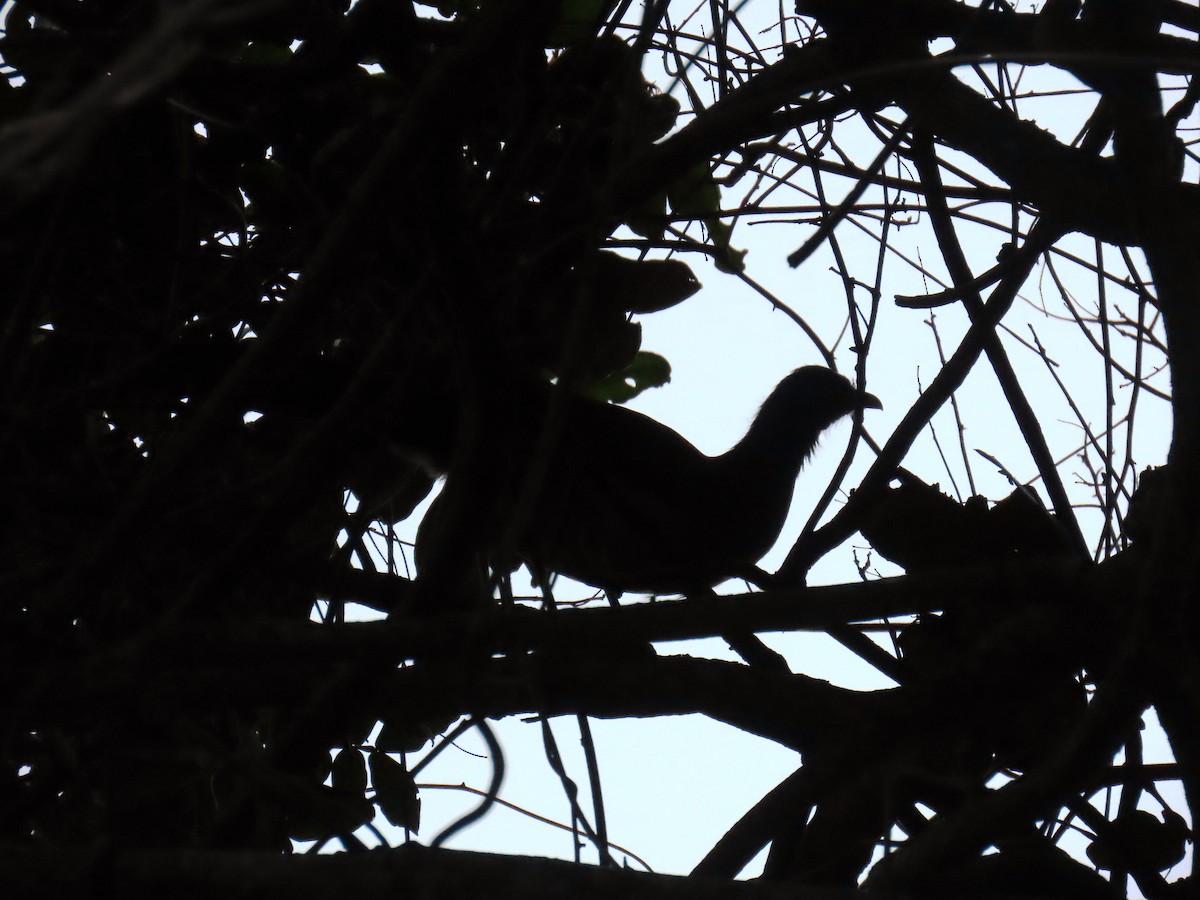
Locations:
417;366;881;599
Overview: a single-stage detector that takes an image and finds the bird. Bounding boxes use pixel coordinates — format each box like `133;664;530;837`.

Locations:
416;366;881;600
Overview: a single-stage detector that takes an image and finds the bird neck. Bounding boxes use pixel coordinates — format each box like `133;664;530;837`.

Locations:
721;409;824;481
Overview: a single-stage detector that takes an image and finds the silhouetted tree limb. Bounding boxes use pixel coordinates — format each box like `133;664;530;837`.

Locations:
2;0;1195;894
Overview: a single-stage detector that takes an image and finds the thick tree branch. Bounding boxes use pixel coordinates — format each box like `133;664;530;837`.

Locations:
0;842;895;900
791;0;1200;246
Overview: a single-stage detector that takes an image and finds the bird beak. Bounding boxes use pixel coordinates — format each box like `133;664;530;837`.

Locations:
859;391;883;410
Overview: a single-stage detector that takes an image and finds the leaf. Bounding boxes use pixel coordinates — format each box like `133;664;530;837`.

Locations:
590;252;701;314
666;165;745;273
707;219;747;274
1086;809;1190;873
285;749;374;841
370;751;421;833
236;42;294;68
377;713;458;754
626;189;668;240
579;351;672;404
0;10;75;84
239;159;295;223
288;786;375;842
642;92;681;142
545;0;619;47
331;748;367;797
667;163;722;219
414;0;480;16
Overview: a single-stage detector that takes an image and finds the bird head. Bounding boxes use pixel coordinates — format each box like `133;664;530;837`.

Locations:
763;365;881;424
740;366;880;467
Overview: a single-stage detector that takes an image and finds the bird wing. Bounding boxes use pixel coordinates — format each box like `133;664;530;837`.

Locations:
514;394;755;593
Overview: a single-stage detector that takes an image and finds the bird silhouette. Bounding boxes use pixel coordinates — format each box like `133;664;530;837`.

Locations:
417;366;880;600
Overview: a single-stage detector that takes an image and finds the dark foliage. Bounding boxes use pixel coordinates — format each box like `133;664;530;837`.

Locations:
1;1;1198;898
